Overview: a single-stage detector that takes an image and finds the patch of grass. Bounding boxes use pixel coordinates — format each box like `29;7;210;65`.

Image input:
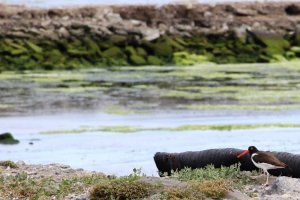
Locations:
161;185;205;200
0;172;106;199
163;165;259;199
172;164;258;189
161;179;230;200
89;168;153;200
89;179;152;200
191;179;229;199
0;161;18;169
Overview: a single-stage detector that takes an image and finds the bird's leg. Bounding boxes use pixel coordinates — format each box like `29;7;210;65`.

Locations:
264;171;270;186
259;168;264;175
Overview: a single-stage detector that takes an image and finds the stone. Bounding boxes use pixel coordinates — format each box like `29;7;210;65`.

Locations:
0;132;19;145
40;20;52;28
130;19;144;26
226;190;250;200
158;23;167;34
175;24;193;31
267;177;300;194
58;27;70;38
105;12;122;25
226;5;257;16
69;29;85;37
285;4;300;15
141;28;160;41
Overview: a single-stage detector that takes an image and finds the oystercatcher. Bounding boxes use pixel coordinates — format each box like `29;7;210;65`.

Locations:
237;146;288;185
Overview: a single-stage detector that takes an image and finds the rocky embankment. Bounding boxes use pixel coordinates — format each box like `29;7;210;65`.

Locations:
1;161;300;199
1;3;300;69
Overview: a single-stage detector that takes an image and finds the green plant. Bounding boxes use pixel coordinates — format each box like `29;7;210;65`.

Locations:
89;179;152;200
192;179;229;198
172;164;257;188
0;172;106;199
0;160;18;168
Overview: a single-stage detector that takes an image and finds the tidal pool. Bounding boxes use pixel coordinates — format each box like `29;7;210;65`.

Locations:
1;110;300;176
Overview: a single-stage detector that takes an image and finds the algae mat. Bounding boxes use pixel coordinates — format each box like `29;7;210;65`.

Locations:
1;62;300;116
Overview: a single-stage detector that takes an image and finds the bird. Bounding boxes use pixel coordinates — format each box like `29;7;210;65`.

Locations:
237;146;288;185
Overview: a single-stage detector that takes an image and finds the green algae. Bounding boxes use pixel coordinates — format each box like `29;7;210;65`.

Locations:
0;104;14;108
36;86;100;93
41;125;144;134
173;51;209;65
2;62;300;115
177;104;300;111
166;124;300;131
104;105;146;115
41;123;300;134
129;54;147;65
1;31;300;70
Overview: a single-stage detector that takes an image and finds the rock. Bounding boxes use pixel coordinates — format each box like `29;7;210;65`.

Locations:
226;5;257;16
175;24;193;31
266;177;300;194
259;177;300;200
16;161;26;165
105;12;122;25
58;27;70;38
69;29;85;37
204;11;213;18
0;132;19;145
158;23;168;34
226;190;250;200
285;4;300;15
140;28;160;41
40;20;52;28
130;19;144;26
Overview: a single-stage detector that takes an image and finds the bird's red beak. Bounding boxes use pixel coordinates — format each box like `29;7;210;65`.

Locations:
237;150;249;158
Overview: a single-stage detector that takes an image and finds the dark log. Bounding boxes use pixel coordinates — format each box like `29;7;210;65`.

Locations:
154;148;300;178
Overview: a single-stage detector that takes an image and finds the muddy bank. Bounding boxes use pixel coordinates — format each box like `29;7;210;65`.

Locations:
1;3;300;69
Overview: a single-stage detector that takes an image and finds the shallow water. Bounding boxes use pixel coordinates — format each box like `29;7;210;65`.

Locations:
1;110;300;176
1;63;300;175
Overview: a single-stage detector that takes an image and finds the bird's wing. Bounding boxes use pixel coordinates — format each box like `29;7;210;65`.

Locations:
252;152;287;167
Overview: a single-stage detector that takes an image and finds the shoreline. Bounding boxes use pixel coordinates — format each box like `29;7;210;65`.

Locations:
1;2;300;69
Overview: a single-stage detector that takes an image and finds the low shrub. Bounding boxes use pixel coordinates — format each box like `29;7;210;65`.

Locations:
89;179;152;200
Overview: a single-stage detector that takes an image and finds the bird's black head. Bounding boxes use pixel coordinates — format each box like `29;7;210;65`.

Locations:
248;146;258;155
